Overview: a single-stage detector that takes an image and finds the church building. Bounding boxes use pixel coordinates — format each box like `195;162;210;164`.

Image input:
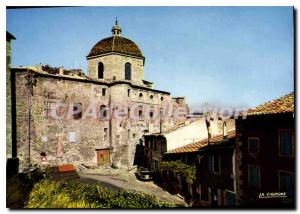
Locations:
11;21;188;171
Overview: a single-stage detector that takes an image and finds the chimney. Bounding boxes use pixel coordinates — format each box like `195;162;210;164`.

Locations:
59;66;64;76
205;115;211;145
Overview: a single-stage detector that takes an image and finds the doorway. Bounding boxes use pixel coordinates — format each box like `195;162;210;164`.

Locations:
96;149;110;166
211;189;218;206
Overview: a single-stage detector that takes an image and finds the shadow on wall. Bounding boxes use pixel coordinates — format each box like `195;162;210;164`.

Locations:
133;140;143;166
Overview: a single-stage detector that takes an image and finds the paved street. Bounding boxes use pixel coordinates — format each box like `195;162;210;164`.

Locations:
78;167;187;207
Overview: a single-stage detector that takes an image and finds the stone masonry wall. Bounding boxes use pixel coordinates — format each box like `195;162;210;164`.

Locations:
6;40;12;158
14;70;187;171
15;71;110;171
87;54;144;85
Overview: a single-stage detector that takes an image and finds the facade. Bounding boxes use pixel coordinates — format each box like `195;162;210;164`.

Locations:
193;131;236;207
163;121;236;207
142;117;236;206
235;92;295;207
11;21;188;171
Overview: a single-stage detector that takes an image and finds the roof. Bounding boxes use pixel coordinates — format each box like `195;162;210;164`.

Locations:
166;130;236;154
87;36;143;58
247;92;294;116
12;66;171;95
6;31;16;41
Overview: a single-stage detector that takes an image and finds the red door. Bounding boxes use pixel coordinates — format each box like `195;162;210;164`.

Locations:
97;149;110;165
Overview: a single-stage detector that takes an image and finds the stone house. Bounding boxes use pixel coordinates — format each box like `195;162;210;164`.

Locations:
11;21;188;171
235;92;295;208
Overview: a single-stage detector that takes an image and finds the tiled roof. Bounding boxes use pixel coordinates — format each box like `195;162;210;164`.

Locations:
247;92;294;116
166;130;236;154
87;36;143;58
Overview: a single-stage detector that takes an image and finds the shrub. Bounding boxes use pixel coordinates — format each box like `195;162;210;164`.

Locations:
160;160;196;184
26;179;174;208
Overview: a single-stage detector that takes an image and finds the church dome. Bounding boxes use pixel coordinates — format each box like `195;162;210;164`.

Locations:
87;36;143;58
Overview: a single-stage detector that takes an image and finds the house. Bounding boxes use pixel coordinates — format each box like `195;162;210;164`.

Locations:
142;116;236;206
235;92;295;208
164;129;236;207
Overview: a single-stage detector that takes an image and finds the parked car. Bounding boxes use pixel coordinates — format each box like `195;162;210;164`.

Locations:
137;166;152;181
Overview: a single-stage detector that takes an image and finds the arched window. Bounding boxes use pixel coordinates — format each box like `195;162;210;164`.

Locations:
125;62;131;80
98;62;104;79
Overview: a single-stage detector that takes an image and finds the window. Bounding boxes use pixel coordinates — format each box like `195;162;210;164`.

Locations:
98;62;104;79
125;62;131;80
154;141;158;151
73;103;82;119
103;128;108;140
127;89;130;97
150;95;153;99
69;132;76;143
128;129;130;140
279;130;293;156
100;105;108;119
138;106;143;119
161;142;167;153
41;136;48;143
208;154;220;174
279;171;294;195
161;96;164;101
150;139;154;150
128;107;131;118
102;88;106;96
225;191;235;206
145;140;149;149
44;100;56;119
139;93;143;98
248;165;260;188
201;185;209;201
149;110;154;119
248;137;259;157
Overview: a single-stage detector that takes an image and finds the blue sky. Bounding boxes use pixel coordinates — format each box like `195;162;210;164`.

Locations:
6;7;294;108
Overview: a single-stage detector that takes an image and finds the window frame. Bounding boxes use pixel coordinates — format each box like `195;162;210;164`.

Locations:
208;154;221;174
102;88;106;96
278;170;294;194
125;62;131;80
248;165;261;188
98;62;104;79
224;190;236;206
278;129;294;157
73;103;82;120
248;137;260;158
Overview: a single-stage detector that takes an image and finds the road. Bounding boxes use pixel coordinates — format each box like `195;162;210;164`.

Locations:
78;167;187;207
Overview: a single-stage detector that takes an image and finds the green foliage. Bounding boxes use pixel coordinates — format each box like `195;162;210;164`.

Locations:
26;179;175;208
160;160;196;183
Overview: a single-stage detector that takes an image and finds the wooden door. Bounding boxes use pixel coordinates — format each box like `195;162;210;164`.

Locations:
97;149;110;165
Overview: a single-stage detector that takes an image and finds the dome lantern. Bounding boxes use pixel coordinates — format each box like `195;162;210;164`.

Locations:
111;18;122;36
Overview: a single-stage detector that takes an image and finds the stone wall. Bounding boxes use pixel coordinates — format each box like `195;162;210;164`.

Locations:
6;40;12;158
14;68;188;171
15;71;110;170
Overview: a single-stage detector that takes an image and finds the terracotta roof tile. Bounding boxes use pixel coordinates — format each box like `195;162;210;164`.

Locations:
248;92;294;116
87;36;143;58
166;130;236;154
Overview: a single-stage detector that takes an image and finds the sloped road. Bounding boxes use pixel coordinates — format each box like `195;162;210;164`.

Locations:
78;168;187;207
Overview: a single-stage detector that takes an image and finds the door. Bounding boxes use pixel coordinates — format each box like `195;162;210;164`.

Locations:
97;149;110;165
